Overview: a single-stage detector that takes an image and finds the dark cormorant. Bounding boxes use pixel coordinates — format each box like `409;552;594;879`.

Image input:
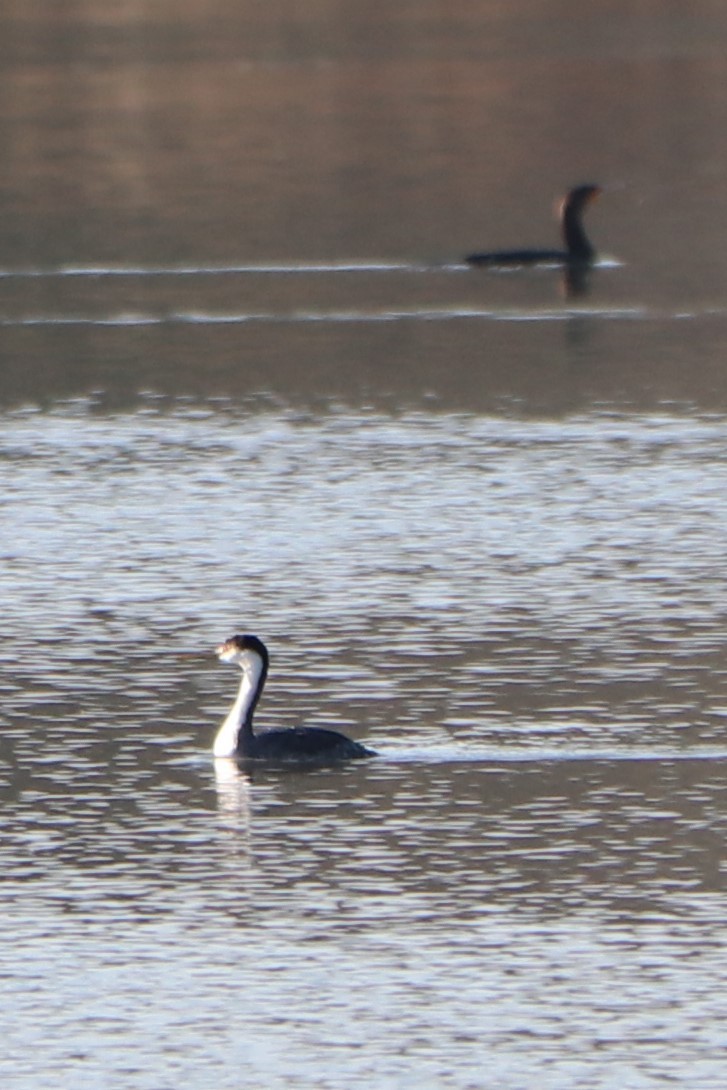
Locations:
466;184;601;267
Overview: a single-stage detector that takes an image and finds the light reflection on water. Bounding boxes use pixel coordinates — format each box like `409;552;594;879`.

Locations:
2;400;726;1088
4;401;727;730
6;0;727;1081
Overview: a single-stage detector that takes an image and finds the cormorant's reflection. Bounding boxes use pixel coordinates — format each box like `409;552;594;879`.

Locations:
562;260;593;299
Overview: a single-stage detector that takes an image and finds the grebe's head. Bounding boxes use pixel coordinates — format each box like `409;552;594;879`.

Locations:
217;634;269;672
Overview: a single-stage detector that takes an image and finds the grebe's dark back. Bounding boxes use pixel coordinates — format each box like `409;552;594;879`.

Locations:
214;634;376;763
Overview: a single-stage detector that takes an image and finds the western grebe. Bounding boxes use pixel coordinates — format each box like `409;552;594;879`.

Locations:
465;184;602;267
214;634;377;762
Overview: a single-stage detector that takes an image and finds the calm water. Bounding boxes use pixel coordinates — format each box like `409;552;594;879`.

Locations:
2;3;727;1089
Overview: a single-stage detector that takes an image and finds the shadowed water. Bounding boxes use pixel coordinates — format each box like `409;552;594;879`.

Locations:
2;3;727;1089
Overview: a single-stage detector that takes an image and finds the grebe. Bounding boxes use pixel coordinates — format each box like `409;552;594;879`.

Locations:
214;634;377;762
465;184;601;267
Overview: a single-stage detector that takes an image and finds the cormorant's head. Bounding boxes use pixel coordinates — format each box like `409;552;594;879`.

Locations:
567;184;601;211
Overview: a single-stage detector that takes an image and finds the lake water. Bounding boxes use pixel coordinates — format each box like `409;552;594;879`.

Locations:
1;4;726;1089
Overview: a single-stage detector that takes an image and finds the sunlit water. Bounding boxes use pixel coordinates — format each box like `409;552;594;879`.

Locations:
2;400;725;1089
4;2;727;1086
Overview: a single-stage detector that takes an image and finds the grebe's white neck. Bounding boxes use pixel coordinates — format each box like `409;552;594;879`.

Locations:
213;646;266;758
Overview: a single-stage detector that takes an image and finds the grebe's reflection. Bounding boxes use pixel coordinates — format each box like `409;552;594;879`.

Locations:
213;756;253;841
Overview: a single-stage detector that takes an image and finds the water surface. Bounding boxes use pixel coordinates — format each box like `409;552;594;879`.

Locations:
1;3;727;1088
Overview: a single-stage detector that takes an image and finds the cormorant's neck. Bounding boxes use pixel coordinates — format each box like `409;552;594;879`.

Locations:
561;201;594;261
213;659;266;757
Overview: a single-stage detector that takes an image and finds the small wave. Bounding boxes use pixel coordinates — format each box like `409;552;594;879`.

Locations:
0;260;431;280
0;258;623;279
380;743;727;765
0;305;658;328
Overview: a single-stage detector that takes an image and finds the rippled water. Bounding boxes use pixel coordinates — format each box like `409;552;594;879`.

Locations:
2;401;726;1088
3;2;727;1087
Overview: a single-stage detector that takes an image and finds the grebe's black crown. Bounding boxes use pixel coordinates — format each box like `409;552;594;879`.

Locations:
226;634;269;660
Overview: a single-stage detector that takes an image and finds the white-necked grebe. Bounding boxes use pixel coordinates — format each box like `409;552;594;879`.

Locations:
214;634;377;762
466;184;601;267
